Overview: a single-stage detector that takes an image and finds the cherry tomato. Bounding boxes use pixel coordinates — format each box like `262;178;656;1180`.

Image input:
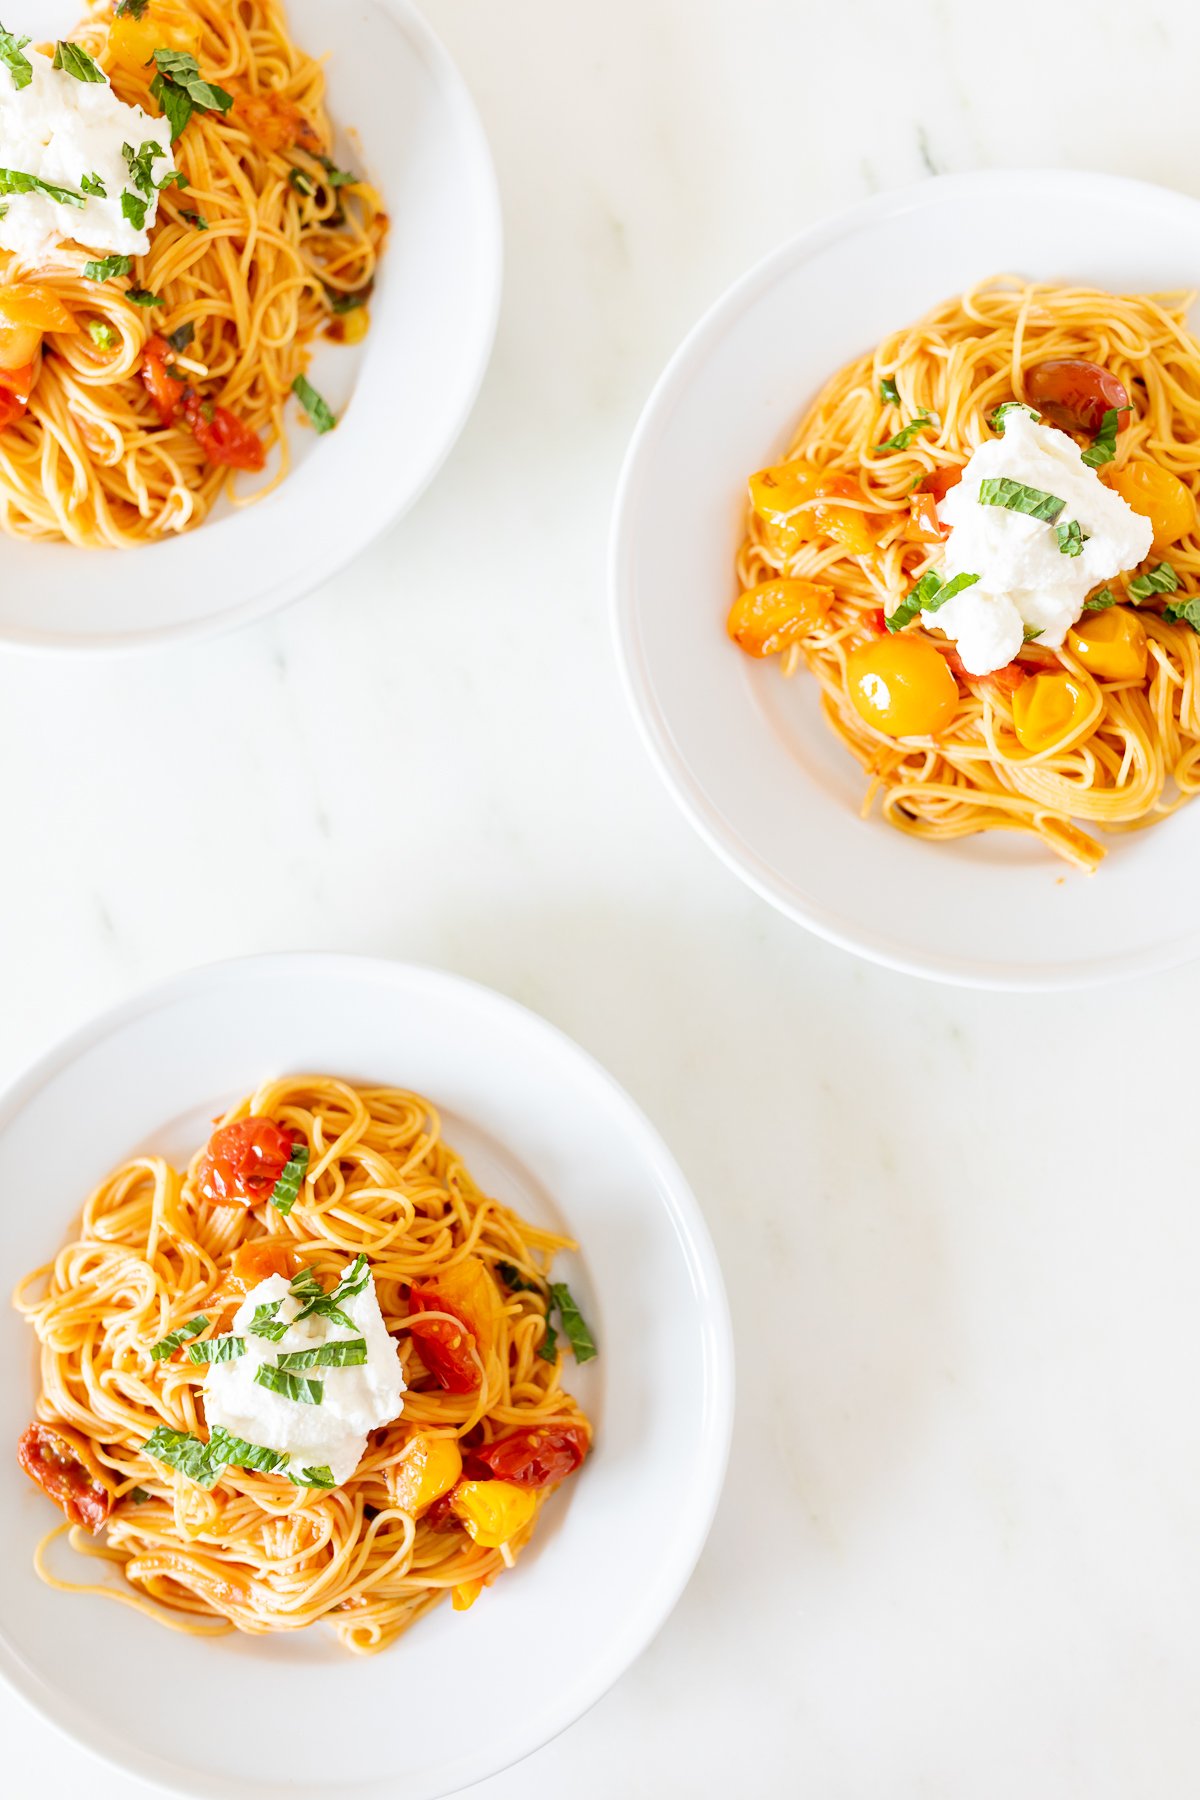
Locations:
0;360;35;404
726;578;833;658
1107;461;1196;548
408;1287;481;1393
921;465;963;505
468;1424;589;1489
197;1117;295;1207
1066;607;1148;682
1011;671;1094;753
141;336;186;426
228;1238;299;1292
909;493;946;542
184;393;265;472
108;0;202;71
1025;360;1130;435
17;1421;112;1532
846;634;959;738
0;387;26;430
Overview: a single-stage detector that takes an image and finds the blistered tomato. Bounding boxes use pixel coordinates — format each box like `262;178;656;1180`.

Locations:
1011;672;1094;753
1066;607;1148;682
846;634;959;738
748;460;872;556
726;579;833;658
1025;360;1130;434
451;1479;538;1548
1107;462;1196;548
390;1433;464;1514
197;1117;295;1206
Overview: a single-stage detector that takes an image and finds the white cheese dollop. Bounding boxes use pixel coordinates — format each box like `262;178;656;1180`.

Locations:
926;410;1153;675
202;1268;406;1486
0;44;175;264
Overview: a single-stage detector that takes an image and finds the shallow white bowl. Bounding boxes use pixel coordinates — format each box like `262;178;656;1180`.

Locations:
611;170;1200;989
6;0;501;652
0;954;733;1798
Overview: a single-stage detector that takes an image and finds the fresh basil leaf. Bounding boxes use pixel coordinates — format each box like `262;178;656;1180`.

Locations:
157;169;187;190
1055;519;1088;557
1081;406;1128;471
180;209;208;229
185;1334;245;1364
211;1426;289;1475
0;25;32;89
53;39;104;82
248;1300;290;1342
330;1255;371;1303
127;287;162;306
150;74;193;141
1163;596;1200;632
165;320;194;353
536;1313;559;1363
328;283;372;315
83;252;132;281
151;50;232;125
977;476;1065;524
142;1424;215;1482
149;1314;210;1360
80;171;106;197
255;1362;324;1405
288;1267;325;1303
877;409;933;454
988;400;1042;432
549;1282;596;1364
291;373;335;434
269;1142;309;1217
87;319;116;348
275;1337;367;1371
288;1464;336;1487
288;166;315;196
115;0;148;15
129;1485;150;1502
319;153;357;188
497;1260;544;1295
1084;587;1116;611
121;189;147;229
122;139;164;197
885;569;980;633
0;166;85;207
879;375;900;406
289;1255;368;1327
1128;560;1179;600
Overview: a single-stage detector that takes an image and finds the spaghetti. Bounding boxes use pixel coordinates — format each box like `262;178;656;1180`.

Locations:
729;280;1200;871
0;0;386;546
13;1077;594;1654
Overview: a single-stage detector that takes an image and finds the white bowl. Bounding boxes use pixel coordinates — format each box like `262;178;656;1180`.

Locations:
0;954;733;1798
611;170;1200;989
4;0;501;652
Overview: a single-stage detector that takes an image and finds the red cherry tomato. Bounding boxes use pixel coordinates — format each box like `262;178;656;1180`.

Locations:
17;1422;113;1532
0;386;26;430
468;1424;590;1489
407;1286;481;1393
921;465;963;505
183;392;265;471
197;1117;295;1207
140;335;185;425
1025;360;1131;435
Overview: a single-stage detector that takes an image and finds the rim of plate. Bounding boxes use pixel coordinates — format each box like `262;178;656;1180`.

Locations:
610;169;1200;992
2;0;502;659
0;952;735;1799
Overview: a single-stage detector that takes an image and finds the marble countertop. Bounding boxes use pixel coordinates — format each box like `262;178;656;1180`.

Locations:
7;1;1200;1795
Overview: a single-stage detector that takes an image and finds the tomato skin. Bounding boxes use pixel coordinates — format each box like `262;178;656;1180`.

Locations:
197;1117;295;1207
921;465;963;505
141;336;185;426
17;1422;112;1532
909;492;946;542
846;634;960;738
467;1424;589;1489
184;393;265;472
228;1238;299;1292
0;387;25;430
1025;360;1131;435
408;1287;481;1393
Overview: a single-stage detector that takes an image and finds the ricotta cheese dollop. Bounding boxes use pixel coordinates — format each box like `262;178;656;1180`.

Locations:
926;409;1153;675
0;44;175;264
202;1267;406;1485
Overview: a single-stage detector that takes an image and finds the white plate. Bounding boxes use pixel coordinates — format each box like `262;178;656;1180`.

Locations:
0;955;733;1798
611;170;1200;989
4;0;501;652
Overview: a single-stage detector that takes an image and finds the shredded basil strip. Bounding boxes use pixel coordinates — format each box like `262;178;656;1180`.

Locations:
129;1485;150;1502
114;0;148;16
1022;624;1044;641
275;1337;367;1371
0;166;85;207
319;154;357;188
255;1362;324;1405
143;1422;289;1488
292;373;336;434
1084;587;1116;611
185;1334;245;1364
288;166;315;196
1163;596;1200;632
249;1301;291;1342
80;171;106;197
1081;406;1128;471
328;283;372;315
181;209;208;229
0;25;32;90
87;319;116;348
165;320;194;353
497;1261;544;1295
289;1464;336;1487
83;252;132;282
1128;560;1179;600
885;568;980;633
150;50;233;142
1056;519;1088;557
158;169;188;190
549;1282;597;1364
877;409;933;454
121;189;147;229
126;287;162;306
988;400;1042;433
53;39;104;83
289;1254;369;1329
879;375;900;406
149;1314;210;1361
977;476;1065;524
269;1142;309;1217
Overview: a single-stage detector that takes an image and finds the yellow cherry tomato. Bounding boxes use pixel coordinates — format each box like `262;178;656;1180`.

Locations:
451;1480;537;1549
1108;461;1196;548
108;0;202;71
726;578;833;658
390;1433;463;1516
452;1579;487;1612
749;461;873;557
1066;606;1148;682
845;634;959;738
1011;672;1094;753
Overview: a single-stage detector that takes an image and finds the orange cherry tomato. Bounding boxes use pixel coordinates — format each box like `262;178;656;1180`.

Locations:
1011;671;1093;753
408;1288;482;1393
183;393;266;472
921;465;963;505
846;634;960;739
197;1118;296;1207
0;284;78;335
1025;360;1130;435
1107;461;1196;548
1066;607;1148;682
17;1422;113;1532
0;360;34;403
0;387;26;430
141;335;186;425
228;1239;299;1293
468;1424;590;1489
726;578;833;658
909;493;946;542
108;0;202;70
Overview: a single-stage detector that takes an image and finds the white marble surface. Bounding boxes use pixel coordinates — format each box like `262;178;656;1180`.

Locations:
6;0;1200;1794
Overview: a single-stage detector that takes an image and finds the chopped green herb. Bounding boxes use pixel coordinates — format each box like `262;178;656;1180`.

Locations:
158;169;188;190
288;166;315;197
885;568;980;633
129;1485;150;1502
497;1261;544;1295
537;1313;559;1362
0;167;85;207
1055;519;1088;557
1163;595;1200;632
549;1282;597;1364
1083;587;1116;611
879;375;900;406
269;1142;309;1217
53;39;104;82
80;171;106;197
291;373;336;434
275;1337;367;1371
877;409;934;454
142;1426;213;1483
126;287;162;306
114;0;148;16
180;209;208;229
184;1334;245;1364
87;319;116;349
248;1300;290;1342
0;25;32;90
989;400;1041;433
149;1314;210;1361
165;320;194;353
150;49;233;141
120;189;147;230
255;1362;324;1406
1128;560;1179;601
288;1465;337;1487
328;283;372;315
1081;406;1129;471
319;154;357;188
977;476;1065;524
83;252;132;282
289;1254;370;1330
122;140;164;197
1022;624;1044;641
